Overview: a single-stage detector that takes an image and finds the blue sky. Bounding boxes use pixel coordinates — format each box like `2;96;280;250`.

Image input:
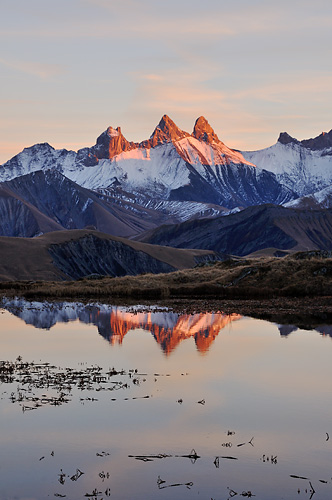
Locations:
1;0;332;163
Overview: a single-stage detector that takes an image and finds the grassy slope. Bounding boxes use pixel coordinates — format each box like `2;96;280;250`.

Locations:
0;229;217;281
2;251;332;301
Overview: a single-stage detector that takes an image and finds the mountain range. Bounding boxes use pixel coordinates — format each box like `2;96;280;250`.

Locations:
0;115;295;236
1;115;332;278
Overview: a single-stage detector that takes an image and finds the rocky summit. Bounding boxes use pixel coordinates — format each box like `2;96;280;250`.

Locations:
192;116;221;144
91;126;138;159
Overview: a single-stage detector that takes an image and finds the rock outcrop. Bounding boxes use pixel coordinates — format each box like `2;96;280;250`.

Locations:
301;129;332;151
141;114;190;148
192;116;221;144
90;126;138;160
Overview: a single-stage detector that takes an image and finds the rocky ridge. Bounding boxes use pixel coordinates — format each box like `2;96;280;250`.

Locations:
137;204;332;256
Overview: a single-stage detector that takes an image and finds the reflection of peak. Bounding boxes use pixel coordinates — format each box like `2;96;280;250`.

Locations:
315;325;332;337
1;299;241;355
277;323;332;339
278;324;298;336
95;309;241;354
193;116;220;144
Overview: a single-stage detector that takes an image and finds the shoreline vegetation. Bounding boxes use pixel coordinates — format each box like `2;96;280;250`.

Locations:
1;251;332;325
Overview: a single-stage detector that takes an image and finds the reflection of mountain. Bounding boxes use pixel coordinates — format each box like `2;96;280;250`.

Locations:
99;309;240;354
277;323;332;339
1;298;241;355
315;326;332;337
278;325;298;337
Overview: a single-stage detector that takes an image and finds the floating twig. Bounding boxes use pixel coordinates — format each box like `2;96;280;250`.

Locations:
175;449;200;463
70;468;84;481
309;481;316;499
96;451;110;457
157;476;193;490
128;453;171;461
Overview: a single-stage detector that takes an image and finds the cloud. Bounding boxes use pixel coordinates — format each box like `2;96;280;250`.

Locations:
140;74;164;82
131;68;225;111
2;0;331;48
0;58;64;80
231;75;332;103
81;0;332;39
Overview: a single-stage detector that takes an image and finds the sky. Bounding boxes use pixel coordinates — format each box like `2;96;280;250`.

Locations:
1;0;332;163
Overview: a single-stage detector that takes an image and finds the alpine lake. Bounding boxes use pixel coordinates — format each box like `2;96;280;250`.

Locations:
0;298;332;500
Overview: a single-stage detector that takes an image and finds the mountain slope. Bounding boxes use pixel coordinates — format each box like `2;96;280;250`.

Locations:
137;204;332;256
0;229;222;281
242;131;332;197
284;185;332;210
0;170;159;237
0;183;64;237
0;169;231;237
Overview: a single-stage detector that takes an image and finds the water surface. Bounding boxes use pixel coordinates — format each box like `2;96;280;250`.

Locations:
0;298;332;499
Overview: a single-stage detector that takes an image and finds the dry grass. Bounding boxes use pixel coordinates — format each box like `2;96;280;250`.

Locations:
1;251;332;301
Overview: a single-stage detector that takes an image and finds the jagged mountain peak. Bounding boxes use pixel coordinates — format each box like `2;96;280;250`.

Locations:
155;114;184;135
277;132;298;146
192;116;221;144
301;129;332;151
92;126;138;160
277;129;332;151
146;115;190;147
106;126;121;138
19;142;56;156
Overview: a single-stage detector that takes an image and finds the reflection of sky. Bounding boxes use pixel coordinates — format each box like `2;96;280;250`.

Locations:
1;0;332;163
1;307;332;499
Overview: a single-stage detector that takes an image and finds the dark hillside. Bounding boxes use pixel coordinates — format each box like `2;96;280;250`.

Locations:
137;205;332;256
